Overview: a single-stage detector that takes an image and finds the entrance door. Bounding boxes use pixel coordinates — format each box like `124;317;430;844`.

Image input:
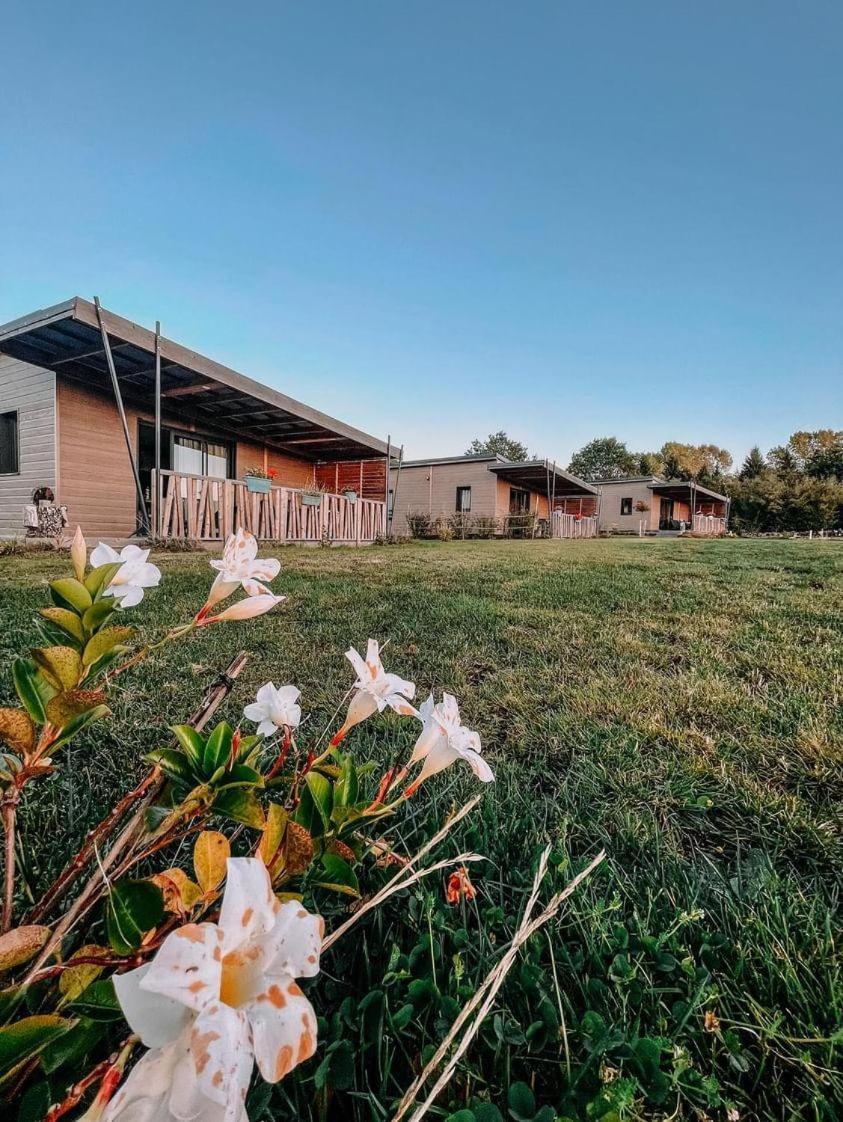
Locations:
659;497;675;530
509;488;531;514
137;421;234;527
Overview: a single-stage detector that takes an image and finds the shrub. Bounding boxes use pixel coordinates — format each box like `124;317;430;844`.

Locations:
406;510;435;538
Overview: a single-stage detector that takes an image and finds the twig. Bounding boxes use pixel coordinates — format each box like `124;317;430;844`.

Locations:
21;653;249;990
1;790;20;933
393;848;607;1122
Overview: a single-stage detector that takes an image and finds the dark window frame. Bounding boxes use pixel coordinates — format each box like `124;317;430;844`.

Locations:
0;410;20;475
455;485;472;513
620;497;633;516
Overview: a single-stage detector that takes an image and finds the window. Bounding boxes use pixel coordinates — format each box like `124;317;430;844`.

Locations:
620;497;633;516
455;486;472;513
0;411;19;474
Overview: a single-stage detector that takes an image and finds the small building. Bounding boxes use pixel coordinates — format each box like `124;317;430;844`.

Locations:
596;476;730;535
388;454;598;537
0;297;390;543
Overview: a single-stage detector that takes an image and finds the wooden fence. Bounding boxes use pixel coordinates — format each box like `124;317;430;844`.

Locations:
152;471;387;544
551;512;598;539
691;515;727;536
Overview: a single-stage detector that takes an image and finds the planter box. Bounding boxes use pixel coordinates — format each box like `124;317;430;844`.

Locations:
342;490;358;503
245;476;271;494
301;492;322;507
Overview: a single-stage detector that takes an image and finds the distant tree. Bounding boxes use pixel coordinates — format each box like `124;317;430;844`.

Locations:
659;442;733;482
568;437;637;481
787;430;843;479
767;444;799;477
465;431;530;461
636;451;664;476
739;445;766;480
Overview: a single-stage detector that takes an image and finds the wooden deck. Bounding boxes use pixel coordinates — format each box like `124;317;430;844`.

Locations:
152;470;387;544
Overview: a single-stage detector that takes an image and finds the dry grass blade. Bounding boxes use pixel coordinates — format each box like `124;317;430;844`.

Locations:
393;848;607;1122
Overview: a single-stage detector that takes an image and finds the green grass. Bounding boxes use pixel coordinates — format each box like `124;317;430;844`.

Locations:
2;538;841;1120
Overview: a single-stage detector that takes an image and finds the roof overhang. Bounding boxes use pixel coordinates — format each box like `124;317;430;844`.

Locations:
488;460;597;497
649;480;728;503
0;298;388;462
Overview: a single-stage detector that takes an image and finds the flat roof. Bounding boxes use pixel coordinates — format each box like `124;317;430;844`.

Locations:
488;460;597;497
596;476;728;503
392;453;507;469
0;298;388;462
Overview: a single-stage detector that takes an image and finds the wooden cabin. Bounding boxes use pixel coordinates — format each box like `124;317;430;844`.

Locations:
595;476;730;535
388;454;598;537
0;298;390;544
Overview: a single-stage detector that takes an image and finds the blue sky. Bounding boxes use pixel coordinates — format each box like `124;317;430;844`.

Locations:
1;2;840;466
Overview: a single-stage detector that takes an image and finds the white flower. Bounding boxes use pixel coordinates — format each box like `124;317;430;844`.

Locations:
89;543;162;609
70;526;87;582
244;683;301;737
407;693;494;792
331;639;417;745
106;858;322;1122
208;529;281;606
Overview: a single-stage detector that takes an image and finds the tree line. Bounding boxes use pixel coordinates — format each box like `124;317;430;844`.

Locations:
467;430;843;532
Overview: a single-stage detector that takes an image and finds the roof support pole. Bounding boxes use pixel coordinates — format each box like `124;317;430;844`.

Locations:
389;444;404;537
94;296;150;535
154;320;162;538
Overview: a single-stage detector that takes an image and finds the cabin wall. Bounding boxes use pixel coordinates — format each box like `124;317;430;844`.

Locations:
55;378;323;539
597;480;658;531
388;461;499;534
0;356;56;538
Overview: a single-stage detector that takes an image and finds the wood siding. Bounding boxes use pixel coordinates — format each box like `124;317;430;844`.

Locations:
389;461;499;534
0;356;56;538
55;379;329;539
597;480;659;531
315;459;387;500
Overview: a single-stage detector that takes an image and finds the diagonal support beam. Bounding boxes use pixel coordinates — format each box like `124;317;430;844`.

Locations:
94;296;150;535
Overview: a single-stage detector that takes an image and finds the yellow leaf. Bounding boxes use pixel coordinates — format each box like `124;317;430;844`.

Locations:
193;831;230;894
31;647;82;691
58;944;108;1001
45;689;107;730
0;925;50;972
282;822;314;878
152;869;203;915
0;710;36;757
258;804;288;867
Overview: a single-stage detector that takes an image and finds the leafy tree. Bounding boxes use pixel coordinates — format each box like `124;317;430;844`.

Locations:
465;431;530;461
659;442;733;482
739;445;766;480
787;430;843;479
637;451;664;476
568;437;637;481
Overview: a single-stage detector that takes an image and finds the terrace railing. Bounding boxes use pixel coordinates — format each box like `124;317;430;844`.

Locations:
151;470;386;545
692;514;727;536
551;511;598;539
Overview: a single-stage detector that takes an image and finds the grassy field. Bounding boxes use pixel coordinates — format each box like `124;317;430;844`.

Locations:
1;538;841;1121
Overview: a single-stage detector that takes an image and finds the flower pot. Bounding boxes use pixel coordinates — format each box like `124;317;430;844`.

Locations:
342;490;357;503
301;492;322;507
245;475;271;494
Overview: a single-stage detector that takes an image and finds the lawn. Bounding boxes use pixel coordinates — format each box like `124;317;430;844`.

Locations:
1;537;841;1121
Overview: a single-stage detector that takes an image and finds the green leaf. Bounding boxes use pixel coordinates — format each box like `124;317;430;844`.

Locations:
507;1082;536;1122
16;1079;52;1122
31;647;83;691
473;1106;504;1122
317;853;360;897
203;722;233;774
0;1015;71;1086
49;705;110;751
82;600;117;632
314;1039;355;1091
49;578;92;614
81;647;127;683
147;747;197;784
170;725;206;769
218;764;263;789
82;626;135;667
67;978;123;1021
12;659;50;724
40;1016;106;1074
334;753;359;808
213;787;265;828
84;562;122;599
106;880;165;955
446;1112;476;1122
39;607;85;644
305;771;333;831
